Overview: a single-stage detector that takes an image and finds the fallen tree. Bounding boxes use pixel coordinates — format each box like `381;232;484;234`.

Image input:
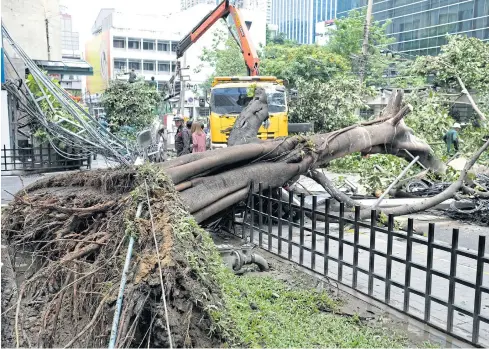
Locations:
2;88;487;347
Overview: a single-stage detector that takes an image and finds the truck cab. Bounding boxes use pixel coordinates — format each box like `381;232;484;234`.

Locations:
209;76;288;149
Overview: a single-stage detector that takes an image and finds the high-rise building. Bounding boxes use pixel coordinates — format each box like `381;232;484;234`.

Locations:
180;0;218;11
270;0;338;44
271;1;489;54
337;0;489;56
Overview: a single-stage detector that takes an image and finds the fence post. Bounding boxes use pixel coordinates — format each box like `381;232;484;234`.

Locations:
338;202;345;282
447;228;459;333
368;209;377;296
299;193;305;265
323;199;330;277
311;196;317;271
424;223;435;322
39;144;43;169
385;214;394;303
267;186;273;251
258;182;263;248
48;145;52;167
352;206;361;289
472;235;485;344
287;191;294;260
250;182;255;243
403;218;414;312
278;189;283;256
3;145;7;171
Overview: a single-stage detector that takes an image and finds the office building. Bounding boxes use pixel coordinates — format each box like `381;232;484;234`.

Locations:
181;0;218;11
271;0;489;53
85;9;181;96
85;3;266;118
58;6;83;97
337;0;489;56
270;0;338;44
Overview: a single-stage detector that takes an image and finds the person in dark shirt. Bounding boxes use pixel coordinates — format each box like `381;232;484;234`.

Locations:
149;76;157;89
443;122;461;155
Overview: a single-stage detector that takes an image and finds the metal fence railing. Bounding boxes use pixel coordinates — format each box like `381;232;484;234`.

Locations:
1;145;91;173
234;183;489;347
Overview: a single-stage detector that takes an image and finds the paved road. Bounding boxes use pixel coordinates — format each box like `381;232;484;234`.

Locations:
244;217;489;346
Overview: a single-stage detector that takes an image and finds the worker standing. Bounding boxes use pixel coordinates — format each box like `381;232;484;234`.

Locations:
192;122;206;153
174;116;191;156
124;69;137;83
149;76;157;89
185;120;193;152
443;122;461;155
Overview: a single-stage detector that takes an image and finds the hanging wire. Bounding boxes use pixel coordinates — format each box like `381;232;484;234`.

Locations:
2;24;134;165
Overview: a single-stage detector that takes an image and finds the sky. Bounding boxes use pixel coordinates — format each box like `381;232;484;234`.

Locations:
60;0;181;50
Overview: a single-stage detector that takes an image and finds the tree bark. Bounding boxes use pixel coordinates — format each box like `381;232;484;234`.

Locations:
164;89;450;223
312;139;489;218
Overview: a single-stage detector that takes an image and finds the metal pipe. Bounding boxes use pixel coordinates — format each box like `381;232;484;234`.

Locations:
373;156;419;209
108;202;143;349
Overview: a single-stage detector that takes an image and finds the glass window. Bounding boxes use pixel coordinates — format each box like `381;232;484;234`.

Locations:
171;62;177;73
157;41;170;51
143;40;155;50
158;61;170;73
267;92;286;113
428;37;438;48
170;42;177;52
143;61;155;71
128;38;140;49
114;59;127;71
210;87;253;115
113;37;125;48
128;60;141;70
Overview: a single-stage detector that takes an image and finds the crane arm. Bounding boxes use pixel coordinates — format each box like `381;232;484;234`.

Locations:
175;0;259;76
228;6;259;76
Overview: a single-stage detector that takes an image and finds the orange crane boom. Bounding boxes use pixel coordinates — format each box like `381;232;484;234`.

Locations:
176;0;260;76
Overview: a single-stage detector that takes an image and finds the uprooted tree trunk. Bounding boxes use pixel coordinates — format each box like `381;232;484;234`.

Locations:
2;88;486;348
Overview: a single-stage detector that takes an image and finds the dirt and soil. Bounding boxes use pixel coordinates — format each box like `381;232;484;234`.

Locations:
1;166;225;348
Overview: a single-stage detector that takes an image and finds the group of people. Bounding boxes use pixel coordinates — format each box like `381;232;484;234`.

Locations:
174;116;207;156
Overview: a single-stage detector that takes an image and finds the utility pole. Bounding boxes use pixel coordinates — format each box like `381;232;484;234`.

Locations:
359;0;373;88
179;53;186;117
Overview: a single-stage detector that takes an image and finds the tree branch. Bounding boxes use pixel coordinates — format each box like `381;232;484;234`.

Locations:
456;75;486;121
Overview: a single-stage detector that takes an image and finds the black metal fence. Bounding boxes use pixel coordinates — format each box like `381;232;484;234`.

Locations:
1;145;91;173
234;183;489;347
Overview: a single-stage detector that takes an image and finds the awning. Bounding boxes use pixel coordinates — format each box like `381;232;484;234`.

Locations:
34;59;93;76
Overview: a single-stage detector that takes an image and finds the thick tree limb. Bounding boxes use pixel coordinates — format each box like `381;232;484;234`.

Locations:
456;75;486;121
462;185;489;199
227;87;269;146
312;140;489;218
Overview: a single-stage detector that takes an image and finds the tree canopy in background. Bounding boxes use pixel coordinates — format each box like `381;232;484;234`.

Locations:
327;9;396;87
412;35;489;91
195;29;247;91
260;43;350;86
289;77;374;133
101;79;161;138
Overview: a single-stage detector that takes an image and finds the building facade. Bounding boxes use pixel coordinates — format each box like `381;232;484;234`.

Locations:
181;0;218;11
85;3;266;119
337;0;489;56
85;9;181;96
59;6;83;97
271;0;489;52
270;0;338;44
